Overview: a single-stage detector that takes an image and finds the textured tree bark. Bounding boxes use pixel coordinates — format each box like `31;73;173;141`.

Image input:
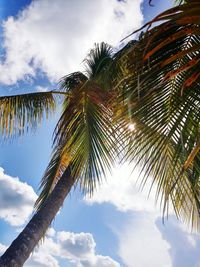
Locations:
0;167;75;267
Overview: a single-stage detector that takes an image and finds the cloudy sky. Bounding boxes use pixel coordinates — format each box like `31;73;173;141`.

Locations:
0;0;200;266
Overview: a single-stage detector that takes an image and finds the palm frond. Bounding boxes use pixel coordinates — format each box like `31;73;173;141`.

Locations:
0;91;56;138
117;1;200;230
53;82;117;195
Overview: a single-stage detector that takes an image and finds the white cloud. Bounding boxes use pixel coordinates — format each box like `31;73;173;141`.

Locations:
57;231;95;260
117;214;172;267
155;217;200;267
36;85;48;92
95;256;120;267
85;164;159;214
0;0;143;85
117;215;199;267
0;243;7;254
47;227;56;238
80;256;120;267
30;231;120;267
0;167;37;226
56;231;120;267
0;231;120;267
26;237;60;267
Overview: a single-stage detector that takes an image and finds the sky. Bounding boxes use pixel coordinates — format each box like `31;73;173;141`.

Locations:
0;0;200;267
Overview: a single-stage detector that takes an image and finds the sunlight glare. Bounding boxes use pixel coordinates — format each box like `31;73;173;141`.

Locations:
128;123;135;132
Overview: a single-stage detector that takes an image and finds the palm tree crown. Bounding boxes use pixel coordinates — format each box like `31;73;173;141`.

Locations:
36;42;122;209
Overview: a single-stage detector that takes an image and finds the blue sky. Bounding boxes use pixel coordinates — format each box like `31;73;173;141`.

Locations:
0;0;200;267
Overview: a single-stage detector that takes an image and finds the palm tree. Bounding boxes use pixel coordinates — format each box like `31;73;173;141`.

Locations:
0;43;123;267
0;0;199;265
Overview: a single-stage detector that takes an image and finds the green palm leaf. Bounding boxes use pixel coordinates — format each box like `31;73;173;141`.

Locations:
118;1;200;229
0;91;56;138
55;84;116;193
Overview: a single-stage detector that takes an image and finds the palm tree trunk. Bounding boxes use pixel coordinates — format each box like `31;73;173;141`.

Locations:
0;167;75;267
